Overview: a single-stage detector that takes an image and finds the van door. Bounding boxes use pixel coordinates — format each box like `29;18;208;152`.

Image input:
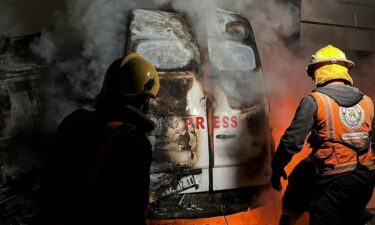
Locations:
207;10;272;190
127;9;210;202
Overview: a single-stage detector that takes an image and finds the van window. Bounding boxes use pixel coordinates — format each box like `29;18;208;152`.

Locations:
131;40;200;70
226;22;247;38
208;40;256;71
130;9;194;41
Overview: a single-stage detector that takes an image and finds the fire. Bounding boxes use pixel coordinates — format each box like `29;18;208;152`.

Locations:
268;96;311;225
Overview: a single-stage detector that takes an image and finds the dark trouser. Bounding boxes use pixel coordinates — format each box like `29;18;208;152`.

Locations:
281;160;375;225
309;165;375;225
281;158;317;225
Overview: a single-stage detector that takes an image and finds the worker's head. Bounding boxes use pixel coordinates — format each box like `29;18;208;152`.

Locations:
97;52;159;113
306;45;355;87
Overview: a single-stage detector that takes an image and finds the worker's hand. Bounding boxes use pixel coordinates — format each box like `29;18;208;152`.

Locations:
271;167;287;192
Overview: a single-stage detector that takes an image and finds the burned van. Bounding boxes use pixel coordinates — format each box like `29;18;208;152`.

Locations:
126;9;273;218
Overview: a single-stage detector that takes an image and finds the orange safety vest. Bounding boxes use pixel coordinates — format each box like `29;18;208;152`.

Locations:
309;91;375;175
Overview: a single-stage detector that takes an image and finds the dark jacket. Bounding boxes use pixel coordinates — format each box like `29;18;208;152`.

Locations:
273;85;375;171
41;97;154;225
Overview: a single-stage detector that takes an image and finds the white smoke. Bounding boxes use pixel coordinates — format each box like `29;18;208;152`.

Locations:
26;0;305;127
28;0;172;125
171;0;304;85
3;1;375;222
31;0;129;100
3;0;307;222
172;0;300;46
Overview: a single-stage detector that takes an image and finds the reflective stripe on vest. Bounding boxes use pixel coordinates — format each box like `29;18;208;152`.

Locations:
309;91;375;175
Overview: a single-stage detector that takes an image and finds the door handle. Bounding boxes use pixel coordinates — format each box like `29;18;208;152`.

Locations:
216;134;236;139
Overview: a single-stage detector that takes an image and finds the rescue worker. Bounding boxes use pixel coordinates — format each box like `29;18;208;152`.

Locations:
271;45;375;225
41;53;159;225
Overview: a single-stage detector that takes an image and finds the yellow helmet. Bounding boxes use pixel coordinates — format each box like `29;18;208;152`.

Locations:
306;45;355;77
101;52;159;98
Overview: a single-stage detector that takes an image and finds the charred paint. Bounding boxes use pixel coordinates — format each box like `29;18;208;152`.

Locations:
151;73;193;116
151;115;198;165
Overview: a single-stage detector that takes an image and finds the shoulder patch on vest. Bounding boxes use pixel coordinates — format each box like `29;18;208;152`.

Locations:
339;104;365;130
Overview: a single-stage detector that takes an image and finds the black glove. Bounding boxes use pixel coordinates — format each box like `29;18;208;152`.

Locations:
271;142;293;191
271;164;288;191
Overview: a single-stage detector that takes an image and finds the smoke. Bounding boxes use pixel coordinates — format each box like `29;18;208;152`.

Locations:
24;0;307;129
2;1;374;223
171;0;307;97
31;0;130;99
4;0;309;223
29;0;172;126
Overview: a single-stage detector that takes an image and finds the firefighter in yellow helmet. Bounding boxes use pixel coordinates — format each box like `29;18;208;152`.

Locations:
271;45;375;225
41;53;159;225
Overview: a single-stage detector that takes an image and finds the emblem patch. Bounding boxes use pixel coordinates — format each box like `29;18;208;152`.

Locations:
339;105;365;130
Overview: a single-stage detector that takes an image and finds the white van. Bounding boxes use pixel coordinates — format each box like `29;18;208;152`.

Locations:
126;8;274;219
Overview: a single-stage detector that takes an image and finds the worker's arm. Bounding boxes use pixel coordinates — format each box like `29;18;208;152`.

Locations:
271;95;317;191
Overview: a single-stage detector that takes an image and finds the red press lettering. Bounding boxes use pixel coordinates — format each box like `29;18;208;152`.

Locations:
223;116;229;128
214;116;220;128
231;116;237;128
196;117;205;129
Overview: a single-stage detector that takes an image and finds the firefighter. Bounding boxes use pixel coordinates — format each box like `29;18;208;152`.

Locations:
41;53;159;225
271;45;375;225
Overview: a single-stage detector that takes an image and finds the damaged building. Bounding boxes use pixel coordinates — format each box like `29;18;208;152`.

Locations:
0;34;47;224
